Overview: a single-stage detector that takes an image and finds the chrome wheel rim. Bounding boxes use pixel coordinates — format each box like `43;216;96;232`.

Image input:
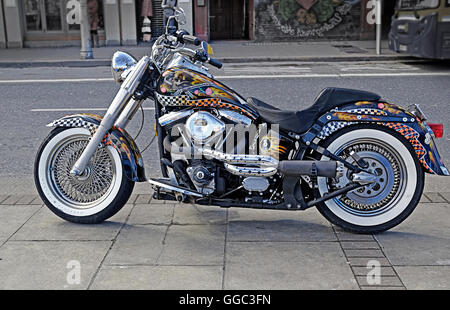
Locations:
328;138;407;217
46;134;117;209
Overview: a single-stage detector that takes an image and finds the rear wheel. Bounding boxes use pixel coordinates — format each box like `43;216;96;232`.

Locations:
316;125;424;234
34;127;134;224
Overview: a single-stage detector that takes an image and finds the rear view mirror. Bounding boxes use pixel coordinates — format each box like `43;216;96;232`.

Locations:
201;41;214;57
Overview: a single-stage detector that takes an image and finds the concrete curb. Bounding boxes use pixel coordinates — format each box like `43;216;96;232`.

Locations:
0;55;416;68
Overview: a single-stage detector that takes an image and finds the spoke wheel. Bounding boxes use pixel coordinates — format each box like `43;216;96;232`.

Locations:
35;127;134;223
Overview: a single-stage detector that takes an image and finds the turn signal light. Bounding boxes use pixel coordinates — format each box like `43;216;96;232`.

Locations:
428;123;443;139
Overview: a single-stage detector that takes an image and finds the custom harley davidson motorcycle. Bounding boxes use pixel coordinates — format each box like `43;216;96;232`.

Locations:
34;9;448;234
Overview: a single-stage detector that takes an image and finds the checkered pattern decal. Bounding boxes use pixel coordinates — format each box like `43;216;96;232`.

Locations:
156;93;254;118
49;117;98;135
382;123;434;173
318;121;355;139
156;93;190;106
343;108;387;116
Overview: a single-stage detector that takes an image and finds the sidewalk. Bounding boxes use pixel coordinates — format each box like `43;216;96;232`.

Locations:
0;191;449;289
0;40;414;68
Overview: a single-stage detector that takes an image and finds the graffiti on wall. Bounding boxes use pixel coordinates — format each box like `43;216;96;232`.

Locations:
256;0;361;39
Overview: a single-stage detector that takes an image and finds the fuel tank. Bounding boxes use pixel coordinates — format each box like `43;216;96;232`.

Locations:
156;67;257;119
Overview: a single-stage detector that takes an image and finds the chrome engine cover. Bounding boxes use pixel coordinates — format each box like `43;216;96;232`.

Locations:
185;111;225;143
186;162;216;195
242;177;270;192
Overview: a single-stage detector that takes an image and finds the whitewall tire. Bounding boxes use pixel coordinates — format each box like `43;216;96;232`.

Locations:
317;125;424;233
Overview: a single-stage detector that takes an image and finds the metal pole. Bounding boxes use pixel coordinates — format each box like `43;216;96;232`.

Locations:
80;0;93;59
376;0;382;55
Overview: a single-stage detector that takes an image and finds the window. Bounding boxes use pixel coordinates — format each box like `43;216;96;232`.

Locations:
24;0;104;33
398;0;440;10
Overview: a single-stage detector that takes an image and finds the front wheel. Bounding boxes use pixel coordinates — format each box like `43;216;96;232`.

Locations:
34;127;134;224
316;125;424;234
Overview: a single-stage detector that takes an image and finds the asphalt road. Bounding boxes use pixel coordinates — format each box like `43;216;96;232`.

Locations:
0;61;449;194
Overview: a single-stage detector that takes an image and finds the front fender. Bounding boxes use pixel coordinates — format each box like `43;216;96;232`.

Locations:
47;114;146;182
303;101;448;176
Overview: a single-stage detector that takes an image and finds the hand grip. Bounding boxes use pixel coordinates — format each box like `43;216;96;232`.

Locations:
208;57;223;69
181;35;201;46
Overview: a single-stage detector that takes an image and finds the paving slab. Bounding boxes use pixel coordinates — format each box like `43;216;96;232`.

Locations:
333;227;376;241
375;203;450;266
127;203;174;225
91;265;223;290
346;257;392;267
351;266;397;276
0;195;8;204
157;225;226;266
173;203;227;225
227;208;335;242
103;224;167;266
224;242;357;290
340;241;380;250
0;205;41;239
14;195;37;205
394;266;450;290
356;275;404;287
344;249;385;258
424;193;447;203
360;286;406;290
1;195;22;205
30;196;44;205
0;240;111;289
440;192;450;203
134;194;152;204
419;195;431;203
12;204;133;241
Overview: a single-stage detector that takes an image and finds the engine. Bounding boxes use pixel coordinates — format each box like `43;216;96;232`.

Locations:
159;108;278;198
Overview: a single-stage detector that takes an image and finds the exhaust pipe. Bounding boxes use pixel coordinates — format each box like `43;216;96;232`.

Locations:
163;136;278;166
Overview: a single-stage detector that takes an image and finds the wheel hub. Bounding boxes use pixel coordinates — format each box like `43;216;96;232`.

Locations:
50;139;115;205
331;143;401;212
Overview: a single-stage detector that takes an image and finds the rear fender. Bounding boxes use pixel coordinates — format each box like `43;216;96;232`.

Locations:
302;101;448;176
47;114;146;181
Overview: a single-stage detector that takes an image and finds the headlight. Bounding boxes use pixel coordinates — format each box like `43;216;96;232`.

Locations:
111;51;137;84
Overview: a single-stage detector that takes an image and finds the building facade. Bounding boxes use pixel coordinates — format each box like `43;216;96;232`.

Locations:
0;0;395;48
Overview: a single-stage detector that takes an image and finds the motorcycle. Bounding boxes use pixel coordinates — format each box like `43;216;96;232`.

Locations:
34;8;448;234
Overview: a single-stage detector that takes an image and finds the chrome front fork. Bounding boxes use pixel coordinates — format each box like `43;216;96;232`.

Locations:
70;56;150;176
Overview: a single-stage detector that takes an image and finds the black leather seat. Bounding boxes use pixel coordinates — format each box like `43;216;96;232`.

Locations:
247;87;381;133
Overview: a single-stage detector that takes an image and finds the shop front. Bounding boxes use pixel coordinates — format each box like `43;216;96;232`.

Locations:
21;0;105;47
0;0;137;48
193;0;396;42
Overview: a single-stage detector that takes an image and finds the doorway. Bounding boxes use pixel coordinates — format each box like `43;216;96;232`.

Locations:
382;0;397;38
209;0;249;40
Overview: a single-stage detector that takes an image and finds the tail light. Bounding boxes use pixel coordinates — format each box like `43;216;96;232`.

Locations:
428;123;443;138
